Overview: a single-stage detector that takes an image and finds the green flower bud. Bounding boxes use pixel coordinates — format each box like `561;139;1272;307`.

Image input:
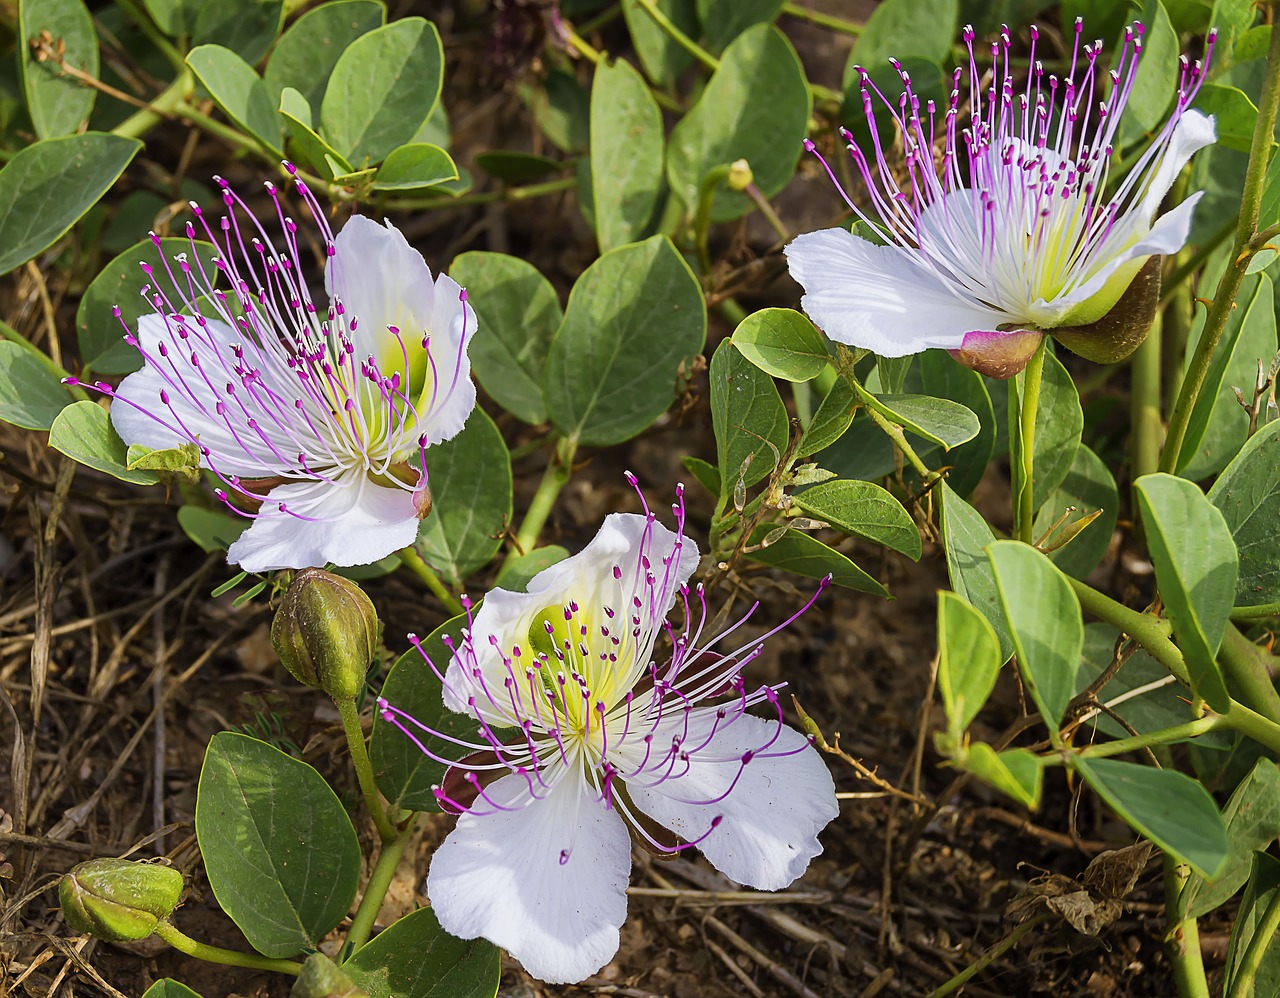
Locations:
272;569;379;701
727;159;754;192
59;858;183;942
1051;256;1162;364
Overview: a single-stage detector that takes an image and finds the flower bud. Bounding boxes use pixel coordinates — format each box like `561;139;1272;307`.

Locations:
59;858;183;941
272;568;379;701
1051;256;1162;364
727;159;754;192
948;329;1045;380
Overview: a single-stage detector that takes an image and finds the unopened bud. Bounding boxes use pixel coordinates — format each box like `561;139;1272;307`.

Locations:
949;329;1045;380
1051;256;1161;364
727;159;753;192
272;569;379;701
59;858;183;941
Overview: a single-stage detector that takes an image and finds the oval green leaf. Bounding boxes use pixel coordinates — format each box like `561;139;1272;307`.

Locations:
344;907;501;998
263;0;385;110
49;400;159;485
732;308;829;383
1032;442;1119;580
1209;418;1280;606
940;483;1014;663
590;57;664;251
791;479;920;560
372;143;459;191
745;524;888;596
937;591;1003;738
0;340;73;430
711;339;789;491
19;0;98;138
187;44;283;154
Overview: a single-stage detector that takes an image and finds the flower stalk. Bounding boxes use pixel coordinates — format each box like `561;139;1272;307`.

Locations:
153;921;303;976
1013;337;1047;542
343;818;417;954
398;547;464;617
336;697;398;844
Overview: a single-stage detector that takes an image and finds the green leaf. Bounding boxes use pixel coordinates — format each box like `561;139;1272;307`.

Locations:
544;235;705;446
473;151;563;183
1193;83;1258;151
192;0;284;66
278;87;352;179
667;25;810;221
1075;623;1192;739
745;524;888;596
697;0;785;52
1225;853;1280;997
18;0;98;138
0;133;141;277
940;483;1014;663
0;340;72;429
343;907;501;998
177;505;249;553
76;236;222;375
1017;350;1084;511
262;0;385;110
989;541;1083;729
960;744;1043;809
415;410;512;587
187;45;283;154
906;351;996;497
1183;760;1280;918
710;340;789;491
622;0;698;85
1210;0;1260;67
1134;473;1236;712
321;17;443;166
494;546;571;593
49;401;160;485
732;308;829;383
140;982;205;998
843;0;958;88
1209;419;1280;606
865;393;980;451
800;378;856;455
523;68;590;153
1179;271;1276;477
791;479;920;560
681;455;721;496
937;591;1003;738
1072;756;1229;878
1032;442;1119;580
143;0;198;35
195;732;361;957
590;58;664;251
371;615;474;812
372;143;459;191
1117;0;1178;142
448;251;560;425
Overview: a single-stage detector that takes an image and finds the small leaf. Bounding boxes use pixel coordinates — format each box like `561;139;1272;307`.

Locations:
321;17;443;165
940;483;1014;662
415;409;513;587
448;251;560;425
937;592;1003;738
864;393;980;450
1015;350;1084;511
372;143;459;191
0;133;141;277
590;57;663;251
140;982;205;998
1134;474;1236;712
799;378;856;455
195;732;361;957
262;0;385;110
49;401;159;485
186;44;283;155
1209;418;1280;607
1072;756;1229;879
622;0;698;84
522;67;590;153
544;236;705;446
343;907;501;998
18;0;99;138
474;150;563;183
961;744;1043;809
0;340;73;429
732;308;829;383
791;479;920;560
278;87;352;179
681;455;721;496
710;340;789;491
745;524;888;596
989;540;1084;729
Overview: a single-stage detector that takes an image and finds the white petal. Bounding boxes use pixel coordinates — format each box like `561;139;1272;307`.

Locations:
112;314;292;478
226;472;418;572
416;270;477;448
427;772;632;985
1136;111;1216;222
785;228;1010;356
627;712;838;890
443;513;699;713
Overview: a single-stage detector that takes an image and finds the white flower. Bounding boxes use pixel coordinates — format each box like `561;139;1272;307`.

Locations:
77;166;476;572
785;20;1216;371
378;481;838;984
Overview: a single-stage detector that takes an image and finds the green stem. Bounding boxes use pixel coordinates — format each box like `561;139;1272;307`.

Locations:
694;163;733;274
155;921;302;976
561;23;603;63
172;102;263;153
1232;600;1280;622
780;1;864;35
397;547;464;617
343;818;417;955
1076;715;1225;759
1067;577;1187;685
1228;885;1280;998
110;71;191;141
927;912;1050;997
336;697;398;843
632;0;719;71
1162;21;1280;473
1164;858;1211;998
1220;625;1280;726
114;0;186;71
378;176;577;212
833;347;933;478
1131;313;1163;480
505;436;577;567
1014;338;1047;542
745;183;790;243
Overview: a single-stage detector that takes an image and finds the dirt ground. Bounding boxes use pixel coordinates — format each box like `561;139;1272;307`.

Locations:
0;3;1222;996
